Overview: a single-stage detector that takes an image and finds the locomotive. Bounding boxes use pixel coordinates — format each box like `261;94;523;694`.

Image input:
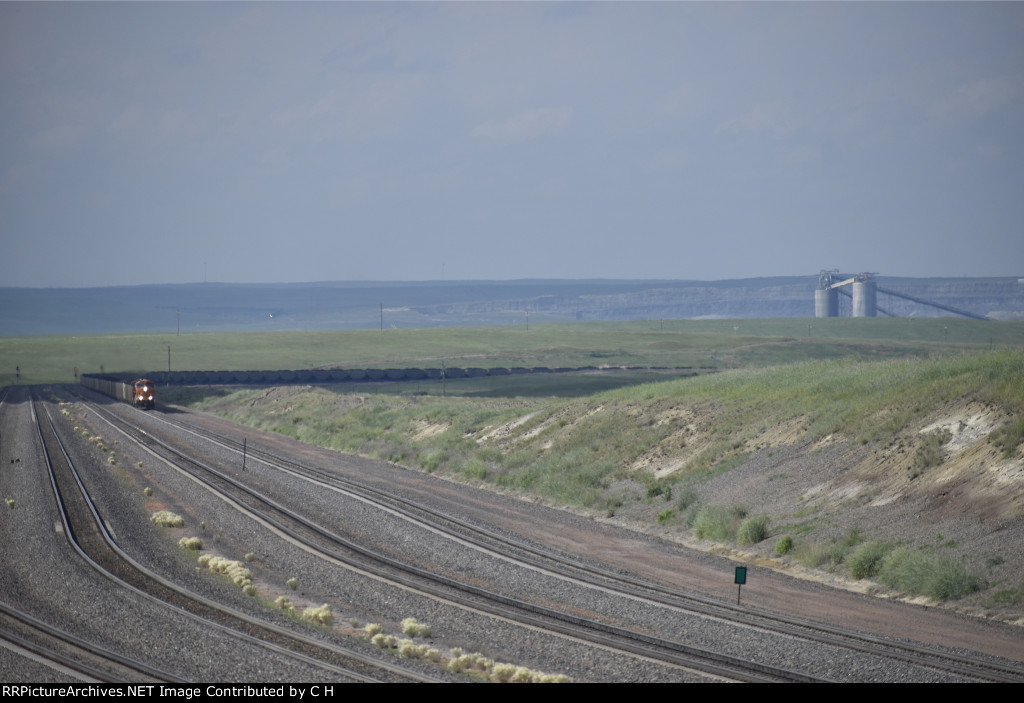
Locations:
81;375;156;410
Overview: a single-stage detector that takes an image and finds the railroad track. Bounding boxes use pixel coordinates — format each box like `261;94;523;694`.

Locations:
131;404;1024;683
0;601;178;683
30;390;438;683
64;386;1024;681
64;388;824;682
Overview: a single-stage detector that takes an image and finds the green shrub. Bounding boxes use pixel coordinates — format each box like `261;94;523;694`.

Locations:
675;489;699;511
692;505;731;541
795;541;836;568
419;448;447;473
737;516;769;545
879;548;981;601
656;509;675;524
462;459;488;480
646;482;671;501
848;541;892;579
774;535;793;555
692;504;746;542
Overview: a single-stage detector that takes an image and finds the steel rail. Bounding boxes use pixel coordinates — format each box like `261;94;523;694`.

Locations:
33;391;436;683
81;393;825;683
134;398;1024;683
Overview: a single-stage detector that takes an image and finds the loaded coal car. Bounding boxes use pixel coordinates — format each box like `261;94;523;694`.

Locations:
81;374;156;409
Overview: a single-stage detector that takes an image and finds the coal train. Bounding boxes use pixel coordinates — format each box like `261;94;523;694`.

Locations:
81;375;156;409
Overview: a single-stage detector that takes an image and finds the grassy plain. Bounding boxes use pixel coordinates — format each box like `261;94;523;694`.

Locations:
8;317;1024;607
3;317;1022;386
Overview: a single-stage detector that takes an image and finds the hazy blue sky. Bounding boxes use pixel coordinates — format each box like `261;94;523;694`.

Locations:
2;2;1022;287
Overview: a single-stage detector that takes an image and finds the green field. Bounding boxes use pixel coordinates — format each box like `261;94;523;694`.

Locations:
3;317;1022;387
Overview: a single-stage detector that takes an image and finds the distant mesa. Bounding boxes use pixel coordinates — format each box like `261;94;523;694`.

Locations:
3;276;1020;335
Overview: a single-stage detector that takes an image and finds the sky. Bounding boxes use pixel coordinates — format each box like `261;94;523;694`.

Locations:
2;2;1023;288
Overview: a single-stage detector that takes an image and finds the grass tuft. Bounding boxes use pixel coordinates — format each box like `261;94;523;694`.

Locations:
178;537;203;550
737;515;769;545
400;617;432;637
912;429;951;477
151;510;184;528
692;504;747;542
848;541;893;579
302;604;333;626
992;418;1024;458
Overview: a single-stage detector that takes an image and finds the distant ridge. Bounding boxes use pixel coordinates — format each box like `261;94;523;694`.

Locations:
2;277;1021;336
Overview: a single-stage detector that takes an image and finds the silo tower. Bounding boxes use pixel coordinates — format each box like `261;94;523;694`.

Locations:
815;270;839;318
852;273;877;317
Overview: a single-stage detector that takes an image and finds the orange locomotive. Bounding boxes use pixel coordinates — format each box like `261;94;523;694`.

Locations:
81;375;156;410
132;379;156;409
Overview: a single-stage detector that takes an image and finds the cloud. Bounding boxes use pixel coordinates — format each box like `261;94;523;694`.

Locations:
29;124;84;152
716;101;802;140
111;105;143;132
473;106;570;144
159;108;201;140
929;75;1024;123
